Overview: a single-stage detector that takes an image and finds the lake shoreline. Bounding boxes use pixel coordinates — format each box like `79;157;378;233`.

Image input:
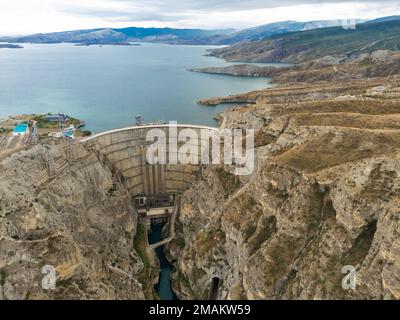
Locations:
0;43;274;133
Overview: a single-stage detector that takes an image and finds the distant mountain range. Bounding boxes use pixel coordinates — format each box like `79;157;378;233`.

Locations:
0;27;234;46
211;19;365;45
208;19;400;63
0;16;397;46
365;15;400;24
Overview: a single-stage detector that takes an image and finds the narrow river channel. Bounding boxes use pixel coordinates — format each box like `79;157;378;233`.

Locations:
148;223;177;300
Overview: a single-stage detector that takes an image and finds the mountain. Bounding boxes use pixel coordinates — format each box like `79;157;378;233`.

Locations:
208;19;400;63
0;27;234;45
0;16;397;46
213;19;364;44
115;27;234;44
0;29;128;45
0;19;365;46
365;15;400;24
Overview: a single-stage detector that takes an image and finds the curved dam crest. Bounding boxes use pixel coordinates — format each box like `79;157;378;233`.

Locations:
81;124;219;196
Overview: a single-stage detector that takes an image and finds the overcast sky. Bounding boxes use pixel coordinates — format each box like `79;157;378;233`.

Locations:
1;0;400;35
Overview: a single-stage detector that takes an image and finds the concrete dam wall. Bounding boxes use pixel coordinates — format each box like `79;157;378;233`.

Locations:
81;124;218;196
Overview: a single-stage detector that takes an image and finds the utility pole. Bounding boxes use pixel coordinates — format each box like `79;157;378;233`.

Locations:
64;138;76;163
136;115;143;126
31;121;39;144
43;145;55;178
59;113;65;135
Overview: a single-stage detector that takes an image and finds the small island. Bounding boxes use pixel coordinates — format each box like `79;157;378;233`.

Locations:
0;44;23;49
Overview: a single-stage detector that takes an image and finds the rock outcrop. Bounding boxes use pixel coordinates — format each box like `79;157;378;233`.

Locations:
0;141;145;299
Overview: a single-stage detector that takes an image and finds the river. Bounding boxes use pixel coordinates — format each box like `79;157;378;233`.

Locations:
148;223;177;300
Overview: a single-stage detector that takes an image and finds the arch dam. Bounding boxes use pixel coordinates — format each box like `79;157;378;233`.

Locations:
80;124;219;196
80;124;223;299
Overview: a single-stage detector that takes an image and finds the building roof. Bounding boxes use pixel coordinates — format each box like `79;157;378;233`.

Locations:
13;123;28;133
64;130;75;139
44;115;62;122
44;114;69;122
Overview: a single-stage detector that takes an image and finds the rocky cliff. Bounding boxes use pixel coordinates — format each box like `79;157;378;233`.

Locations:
0;140;145;299
169;76;400;300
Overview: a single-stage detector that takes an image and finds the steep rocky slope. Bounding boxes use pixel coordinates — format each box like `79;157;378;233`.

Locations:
0;140;145;299
169;77;400;300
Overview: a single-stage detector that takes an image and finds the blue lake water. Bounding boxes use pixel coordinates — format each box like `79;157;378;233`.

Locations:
0;43;274;132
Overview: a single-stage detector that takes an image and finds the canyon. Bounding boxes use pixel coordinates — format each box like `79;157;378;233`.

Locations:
1;21;400;300
168;50;400;299
0;141;145;299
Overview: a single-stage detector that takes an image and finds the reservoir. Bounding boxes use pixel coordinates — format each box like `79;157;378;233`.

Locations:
0;43;274;132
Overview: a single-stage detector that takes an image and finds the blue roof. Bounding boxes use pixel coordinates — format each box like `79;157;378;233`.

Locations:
13;123;28;133
64;130;74;138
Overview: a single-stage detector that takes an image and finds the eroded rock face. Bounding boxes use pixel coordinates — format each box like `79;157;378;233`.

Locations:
170;79;400;300
0;141;144;299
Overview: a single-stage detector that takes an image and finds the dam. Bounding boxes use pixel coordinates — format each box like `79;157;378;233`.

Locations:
80;123;223;248
81;124;219;196
81;123;220;299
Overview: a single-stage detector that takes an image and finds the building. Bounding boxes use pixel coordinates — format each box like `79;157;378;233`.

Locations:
134;193;175;228
44;114;69;123
13;123;29;136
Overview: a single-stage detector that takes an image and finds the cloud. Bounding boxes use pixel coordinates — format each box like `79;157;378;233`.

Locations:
58;0;400;24
1;0;400;35
98;0;400;11
58;0;400;29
